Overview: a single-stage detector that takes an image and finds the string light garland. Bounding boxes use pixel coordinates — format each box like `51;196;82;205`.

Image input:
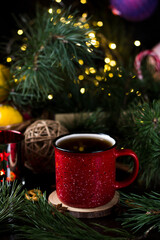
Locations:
109;43;116;49
8;5;98;105
134;40;141;47
6;57;12;63
80;0;87;4
17;29;23;35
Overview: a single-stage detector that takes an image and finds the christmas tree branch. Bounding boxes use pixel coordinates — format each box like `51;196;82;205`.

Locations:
119;99;160;188
14;191;134;240
0;181;24;232
9;5;97;106
120;191;160;233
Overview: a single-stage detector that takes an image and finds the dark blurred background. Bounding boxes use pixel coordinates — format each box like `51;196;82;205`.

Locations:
0;0;160;50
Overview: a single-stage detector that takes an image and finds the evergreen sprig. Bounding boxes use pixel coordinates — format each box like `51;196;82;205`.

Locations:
0;181;24;232
15;192;133;240
120;191;160;234
119;99;160;188
10;5;97;106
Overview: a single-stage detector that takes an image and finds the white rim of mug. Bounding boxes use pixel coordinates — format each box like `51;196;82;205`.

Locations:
53;133;116;153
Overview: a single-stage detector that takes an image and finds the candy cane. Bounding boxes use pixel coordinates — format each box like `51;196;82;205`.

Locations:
134;50;160;80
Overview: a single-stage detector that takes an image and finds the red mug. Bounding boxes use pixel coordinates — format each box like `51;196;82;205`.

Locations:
54;133;139;208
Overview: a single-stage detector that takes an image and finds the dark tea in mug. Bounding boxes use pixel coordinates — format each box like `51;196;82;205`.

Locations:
56;134;113;153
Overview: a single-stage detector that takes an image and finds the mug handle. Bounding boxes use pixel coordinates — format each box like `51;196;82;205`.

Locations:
114;149;139;189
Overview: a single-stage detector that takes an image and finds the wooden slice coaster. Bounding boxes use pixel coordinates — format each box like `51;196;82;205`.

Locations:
48;191;120;218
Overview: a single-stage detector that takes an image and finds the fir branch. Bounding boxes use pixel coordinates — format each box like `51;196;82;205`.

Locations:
0;181;24;233
10;5;97;106
119;99;160;188
120;191;160;234
15;192;133;240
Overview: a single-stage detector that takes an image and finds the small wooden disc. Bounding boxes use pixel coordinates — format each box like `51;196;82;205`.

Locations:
48;191;120;218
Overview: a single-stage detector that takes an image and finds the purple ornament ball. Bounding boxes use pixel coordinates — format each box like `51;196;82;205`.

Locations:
110;0;158;22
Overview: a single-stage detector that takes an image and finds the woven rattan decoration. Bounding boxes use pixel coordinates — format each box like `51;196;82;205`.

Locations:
23;120;68;173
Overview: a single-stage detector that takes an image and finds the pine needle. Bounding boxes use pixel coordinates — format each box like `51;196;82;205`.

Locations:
9;5;97;106
120;191;160;233
0;181;24;233
15;192;133;240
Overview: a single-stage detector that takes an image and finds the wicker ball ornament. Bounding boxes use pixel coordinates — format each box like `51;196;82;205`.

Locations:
23;120;68;173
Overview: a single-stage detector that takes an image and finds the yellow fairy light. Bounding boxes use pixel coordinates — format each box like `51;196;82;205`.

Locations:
104;57;110;64
94;80;99;87
134;40;141;47
78;59;84;65
130;89;134;93
140;120;144;124
109;43;116;50
96;75;102;81
88;32;95;38
109;60;116;67
48;94;53;100
80;0;87;4
108;73;114;78
104;64;111;71
65;20;71;24
91;39;96;45
84;23;89;29
108;93;111;96
101;87;104;90
57;9;62;14
21;44;27;51
80;88;85;94
92;21;97;26
87;48;92;52
55;0;62;2
14;78;18;83
79;25;84;29
89;67;96;74
82;13;88;18
118;73;122;77
48;8;53;14
78;75;84;80
85;68;90;75
86;42;91;47
6;57;12;63
97;21;103;27
74;22;82;27
94;41;100;48
136;91;141;96
17;29;23;35
60;17;66;23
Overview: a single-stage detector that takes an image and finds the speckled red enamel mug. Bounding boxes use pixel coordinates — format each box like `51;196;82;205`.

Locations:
54;133;139;208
